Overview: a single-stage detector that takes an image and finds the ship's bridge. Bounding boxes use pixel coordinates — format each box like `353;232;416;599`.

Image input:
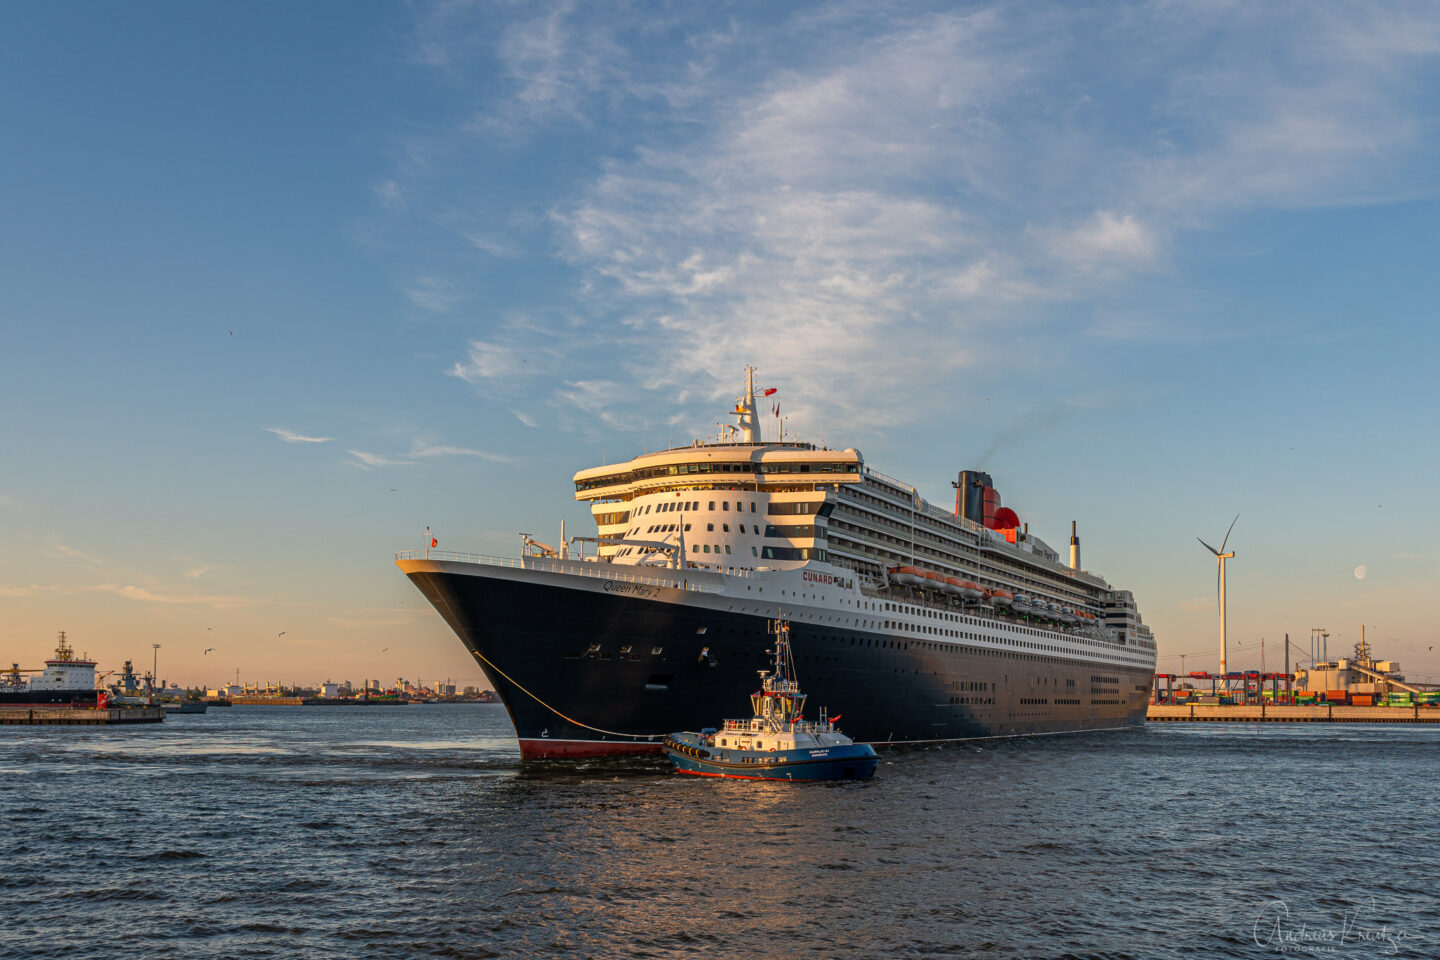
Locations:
573;442;863;497
573;442;862;570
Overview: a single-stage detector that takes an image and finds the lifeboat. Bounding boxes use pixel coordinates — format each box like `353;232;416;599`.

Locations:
1011;595;1032;614
920;570;945;591
942;576;966;597
889;566;923;587
988;589;1014;608
958;580;984;600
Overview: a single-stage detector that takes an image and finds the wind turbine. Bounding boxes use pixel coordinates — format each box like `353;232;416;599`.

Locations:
1198;515;1238;686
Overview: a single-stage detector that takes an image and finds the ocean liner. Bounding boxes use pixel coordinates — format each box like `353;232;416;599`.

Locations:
398;370;1157;758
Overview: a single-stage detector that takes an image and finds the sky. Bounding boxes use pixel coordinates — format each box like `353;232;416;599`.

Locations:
3;1;1440;690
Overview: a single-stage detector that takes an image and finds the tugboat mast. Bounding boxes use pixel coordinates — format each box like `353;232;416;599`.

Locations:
753;615;806;730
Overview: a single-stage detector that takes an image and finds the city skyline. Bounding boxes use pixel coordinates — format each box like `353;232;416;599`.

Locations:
3;2;1439;687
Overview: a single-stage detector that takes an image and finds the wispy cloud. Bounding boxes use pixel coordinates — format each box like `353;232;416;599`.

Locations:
346;449;412;469
385;3;1440;438
265;427;334;444
0;583;69;598
88;583;254;609
183;564;217;580
1179;596;1215;613
0;490;22;512
403;276;462;313
345;434;511;470
448;340;530;383
373;179;405;210
1;581;252;609
47;538;102;565
409;441;510;462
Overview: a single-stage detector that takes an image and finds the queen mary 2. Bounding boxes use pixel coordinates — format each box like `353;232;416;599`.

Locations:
397;369;1157;759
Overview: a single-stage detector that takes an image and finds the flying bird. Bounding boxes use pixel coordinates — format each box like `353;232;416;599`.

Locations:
277;631;286;637
203;648;215;655
381;647;389;653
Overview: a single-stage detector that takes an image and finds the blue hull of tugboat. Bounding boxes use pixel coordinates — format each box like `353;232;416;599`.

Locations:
665;738;878;782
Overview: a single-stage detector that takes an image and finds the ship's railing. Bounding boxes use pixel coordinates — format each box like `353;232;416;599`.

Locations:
396;550;523;568
394;550;723;592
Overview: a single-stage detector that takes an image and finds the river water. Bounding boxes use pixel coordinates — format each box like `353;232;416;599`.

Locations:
1;705;1433;958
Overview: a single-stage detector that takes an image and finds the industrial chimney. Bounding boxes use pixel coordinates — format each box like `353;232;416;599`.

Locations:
1069;521;1080;571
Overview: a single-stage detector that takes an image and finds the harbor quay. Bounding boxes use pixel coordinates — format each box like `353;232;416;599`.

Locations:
1147;703;1440;723
0;705;165;725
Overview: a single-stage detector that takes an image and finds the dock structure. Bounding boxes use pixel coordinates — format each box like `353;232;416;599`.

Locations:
0;705;165;725
1148;703;1440;724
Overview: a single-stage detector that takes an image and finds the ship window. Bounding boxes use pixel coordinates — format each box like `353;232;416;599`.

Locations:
707;523;714;531
736;502;742;511
722;502;729;511
704;545;711;553
708;501;715;510
692;544;699;553
750;503;756;512
751;547;758;556
725;545;732;554
685;524;692;531
722;524;729;532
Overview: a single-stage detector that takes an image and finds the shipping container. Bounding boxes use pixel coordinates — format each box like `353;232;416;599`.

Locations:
1351;695;1373;706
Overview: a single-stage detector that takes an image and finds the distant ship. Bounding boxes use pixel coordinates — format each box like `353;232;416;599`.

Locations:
0;632;101;705
398;369;1157;758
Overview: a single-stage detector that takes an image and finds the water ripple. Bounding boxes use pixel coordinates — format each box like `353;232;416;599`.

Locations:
3;706;1438;958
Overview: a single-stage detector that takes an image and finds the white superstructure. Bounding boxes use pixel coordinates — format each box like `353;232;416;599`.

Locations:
27;632;98;691
573;369;1156;674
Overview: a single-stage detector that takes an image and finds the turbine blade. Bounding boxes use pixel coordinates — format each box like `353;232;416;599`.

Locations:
1220;513;1239;553
1197;537;1220;556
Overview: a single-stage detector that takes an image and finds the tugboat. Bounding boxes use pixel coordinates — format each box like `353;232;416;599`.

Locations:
664;616;878;782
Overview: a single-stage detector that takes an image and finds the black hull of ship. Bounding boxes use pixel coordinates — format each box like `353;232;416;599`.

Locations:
406;569;1152;759
0;690;100;706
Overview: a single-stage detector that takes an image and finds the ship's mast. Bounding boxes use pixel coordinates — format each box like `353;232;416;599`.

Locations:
736;366;760;443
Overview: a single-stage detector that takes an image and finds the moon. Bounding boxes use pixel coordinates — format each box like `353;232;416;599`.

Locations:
1354;565;1368;580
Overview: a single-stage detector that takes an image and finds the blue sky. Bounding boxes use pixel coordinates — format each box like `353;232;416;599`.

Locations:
3;1;1439;688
